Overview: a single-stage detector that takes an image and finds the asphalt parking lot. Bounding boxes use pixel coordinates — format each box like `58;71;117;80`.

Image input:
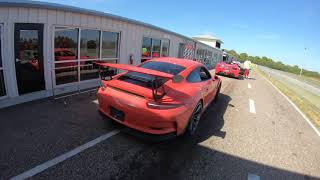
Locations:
1;71;320;180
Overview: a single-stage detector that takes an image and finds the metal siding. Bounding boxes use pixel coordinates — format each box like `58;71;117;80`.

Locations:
0;8;8;22
28;8;38;23
38;9;48;23
65;11;73;25
72;12;81;26
87;15;96;28
80;14;88;27
56;10;65;25
18;7;29;22
47;10;57;24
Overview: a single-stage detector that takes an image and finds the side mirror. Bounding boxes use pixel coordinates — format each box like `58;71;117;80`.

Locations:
214;75;219;80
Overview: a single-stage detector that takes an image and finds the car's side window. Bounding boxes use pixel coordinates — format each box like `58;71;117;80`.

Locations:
199;67;212;81
186;68;201;83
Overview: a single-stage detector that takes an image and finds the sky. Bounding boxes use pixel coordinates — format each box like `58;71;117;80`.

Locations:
41;0;320;72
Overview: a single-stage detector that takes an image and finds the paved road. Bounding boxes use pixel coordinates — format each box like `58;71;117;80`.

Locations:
259;66;320;97
0;71;319;180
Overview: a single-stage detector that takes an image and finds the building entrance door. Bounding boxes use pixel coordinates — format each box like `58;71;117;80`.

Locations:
14;23;45;95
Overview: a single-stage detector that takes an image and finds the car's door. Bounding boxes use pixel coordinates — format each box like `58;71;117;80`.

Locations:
187;66;215;108
199;67;217;106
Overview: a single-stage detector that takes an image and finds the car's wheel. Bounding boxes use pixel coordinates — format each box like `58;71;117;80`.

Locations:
185;101;203;136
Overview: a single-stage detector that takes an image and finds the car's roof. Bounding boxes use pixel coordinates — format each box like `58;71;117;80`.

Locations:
149;57;202;68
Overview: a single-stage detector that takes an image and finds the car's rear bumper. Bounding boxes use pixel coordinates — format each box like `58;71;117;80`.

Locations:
100;114;177;141
216;71;240;77
99;107;177;135
97;87;192;136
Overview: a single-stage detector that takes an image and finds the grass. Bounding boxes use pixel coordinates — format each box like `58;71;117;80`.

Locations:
255;67;320;129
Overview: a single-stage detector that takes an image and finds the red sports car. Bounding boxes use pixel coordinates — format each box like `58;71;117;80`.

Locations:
215;61;241;79
97;57;222;138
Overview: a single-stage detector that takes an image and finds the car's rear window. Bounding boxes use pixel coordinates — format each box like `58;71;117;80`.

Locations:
139;61;185;75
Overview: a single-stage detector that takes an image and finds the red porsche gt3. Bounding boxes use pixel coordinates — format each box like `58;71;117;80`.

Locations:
215;61;241;79
97;57;221;138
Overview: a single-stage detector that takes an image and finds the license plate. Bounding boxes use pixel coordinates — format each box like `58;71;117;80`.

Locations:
110;107;125;121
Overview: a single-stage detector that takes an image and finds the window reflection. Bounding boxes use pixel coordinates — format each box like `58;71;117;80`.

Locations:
80;60;117;81
55;63;78;85
152;39;161;58
142;37;152;59
54;27;78;61
80;29;100;59
161;40;169;57
54;27;120;85
141;37;169;61
102;31;118;58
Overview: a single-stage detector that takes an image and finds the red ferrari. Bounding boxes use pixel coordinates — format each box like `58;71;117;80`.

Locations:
215;61;241;79
97;57;221;138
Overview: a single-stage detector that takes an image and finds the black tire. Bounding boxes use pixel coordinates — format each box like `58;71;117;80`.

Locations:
185;101;203;136
214;84;221;103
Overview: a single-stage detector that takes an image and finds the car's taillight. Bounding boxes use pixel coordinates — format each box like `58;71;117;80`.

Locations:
147;101;182;109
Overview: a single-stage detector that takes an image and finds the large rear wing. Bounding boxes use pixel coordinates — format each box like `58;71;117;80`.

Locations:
96;62;175;101
95;62;174;79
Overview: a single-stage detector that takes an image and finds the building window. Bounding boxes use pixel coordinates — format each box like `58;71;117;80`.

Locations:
102;31;119;58
141;37;170;62
216;42;221;49
54;27;119;85
161;40;169;57
54;27;78;61
80;29;100;59
0;25;6;97
142;37;152;59
152;39;161;57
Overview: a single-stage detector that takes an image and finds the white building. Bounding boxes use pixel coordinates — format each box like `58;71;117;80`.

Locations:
0;0;223;108
192;34;223;49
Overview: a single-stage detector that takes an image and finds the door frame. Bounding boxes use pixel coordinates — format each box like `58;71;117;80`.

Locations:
14;23;45;95
0;23;8;100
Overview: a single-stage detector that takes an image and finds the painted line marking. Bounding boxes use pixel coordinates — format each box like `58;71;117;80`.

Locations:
248;83;252;89
259;72;320;137
248;173;260;180
249;99;256;114
10;129;120;180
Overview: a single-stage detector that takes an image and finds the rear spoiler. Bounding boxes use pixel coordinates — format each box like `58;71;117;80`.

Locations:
96;62;174;101
95;62;174;79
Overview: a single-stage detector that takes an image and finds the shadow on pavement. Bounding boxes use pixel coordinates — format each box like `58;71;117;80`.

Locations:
114;93;318;180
